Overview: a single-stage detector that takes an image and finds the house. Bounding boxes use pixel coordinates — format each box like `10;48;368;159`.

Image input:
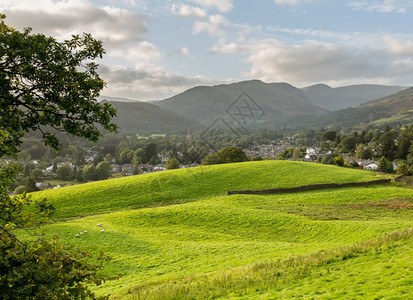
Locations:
121;164;134;176
304;148;318;161
365;162;379;171
35;182;52;190
154;164;166;171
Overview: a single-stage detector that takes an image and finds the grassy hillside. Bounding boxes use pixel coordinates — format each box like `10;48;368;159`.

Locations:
26;161;413;298
104;101;204;134
31;161;381;219
158;80;326;125
313;87;413;129
301;84;405;111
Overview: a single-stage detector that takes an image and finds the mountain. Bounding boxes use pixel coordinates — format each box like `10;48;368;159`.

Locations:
98;95;142;102
105;101;204;134
158;80;327;126
157;80;407;128
302;84;405;111
313;87;413;129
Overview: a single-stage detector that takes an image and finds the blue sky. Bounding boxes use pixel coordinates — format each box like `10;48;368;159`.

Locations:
2;0;413;100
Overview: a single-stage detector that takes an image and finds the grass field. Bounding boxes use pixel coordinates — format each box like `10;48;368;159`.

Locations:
26;161;413;298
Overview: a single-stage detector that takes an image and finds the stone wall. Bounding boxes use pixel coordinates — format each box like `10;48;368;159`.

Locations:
226;179;391;195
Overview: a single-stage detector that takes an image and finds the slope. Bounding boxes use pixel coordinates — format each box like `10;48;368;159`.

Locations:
30;160;382;219
105;101;204;134
301;84;405;111
314;87;413;129
25;160;413;298
158;80;326;125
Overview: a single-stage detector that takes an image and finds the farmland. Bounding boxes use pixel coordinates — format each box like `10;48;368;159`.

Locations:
28;161;413;298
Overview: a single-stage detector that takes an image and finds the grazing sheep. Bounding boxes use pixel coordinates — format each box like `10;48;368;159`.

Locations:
75;234;80;238
97;223;102;227
100;229;105;233
79;232;83;235
84;230;88;234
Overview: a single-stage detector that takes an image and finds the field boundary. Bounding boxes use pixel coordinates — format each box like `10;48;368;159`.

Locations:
226;179;391;195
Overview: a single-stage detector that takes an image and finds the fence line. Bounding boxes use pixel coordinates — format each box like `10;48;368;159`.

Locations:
226;179;391;195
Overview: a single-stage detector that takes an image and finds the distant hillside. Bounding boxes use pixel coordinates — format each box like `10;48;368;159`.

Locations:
313;87;413;129
157;80;406;128
158;80;326;125
99;95;142;102
106;101;204;134
301;84;405;111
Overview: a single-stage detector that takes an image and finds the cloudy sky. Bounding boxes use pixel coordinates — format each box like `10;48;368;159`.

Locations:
2;0;413;100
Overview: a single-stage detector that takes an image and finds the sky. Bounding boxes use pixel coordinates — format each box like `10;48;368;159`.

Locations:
1;0;413;100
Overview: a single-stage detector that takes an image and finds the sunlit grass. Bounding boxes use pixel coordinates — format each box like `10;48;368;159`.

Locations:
30;160;382;219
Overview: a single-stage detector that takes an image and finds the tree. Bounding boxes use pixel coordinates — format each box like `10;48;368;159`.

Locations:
96;161;112;180
0;15;115;298
322;130;336;142
379;130;397;160
355;144;372;160
30;168;44;181
0;15;117;157
341;136;357;153
56;163;74;181
396;162;409;175
202;146;248;165
334;155;344;167
166;157;180;170
378;156;393;173
82;164;97;182
24;176;38;193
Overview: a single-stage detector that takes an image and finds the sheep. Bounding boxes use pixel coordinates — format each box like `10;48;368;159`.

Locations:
79;232;83;235
83;230;88;234
97;223;102;227
75;233;80;238
100;229;105;233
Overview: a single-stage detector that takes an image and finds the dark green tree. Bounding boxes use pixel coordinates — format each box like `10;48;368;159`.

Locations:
30;168;44;181
334;155;344;166
202;146;248;165
322;130;336;142
96;161;112;180
341;136;357;153
82;164;97;182
56;163;74;181
165;157;180;170
0;15;116;157
0;15;115;299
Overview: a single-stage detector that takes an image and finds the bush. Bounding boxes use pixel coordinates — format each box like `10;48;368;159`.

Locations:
334;155;344;166
396;162;410;175
56;164;74;181
13;185;26;195
202;147;248;165
166;157;180;170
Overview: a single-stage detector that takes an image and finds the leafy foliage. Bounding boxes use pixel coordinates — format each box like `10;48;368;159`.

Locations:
202;146;248;165
0;14;117;157
0;15;115;299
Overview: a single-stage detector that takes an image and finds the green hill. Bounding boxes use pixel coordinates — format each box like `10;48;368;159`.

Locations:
157;80;406;128
105;101;204;134
313;87;413;129
158;80;326;125
301;83;405;111
27;161;413;298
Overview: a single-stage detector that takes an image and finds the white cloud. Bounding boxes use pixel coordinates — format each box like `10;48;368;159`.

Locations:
99;64;220;100
0;0;147;50
124;41;162;63
347;1;413;13
172;3;207;18
193;14;228;36
212;36;413;87
192;0;233;12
